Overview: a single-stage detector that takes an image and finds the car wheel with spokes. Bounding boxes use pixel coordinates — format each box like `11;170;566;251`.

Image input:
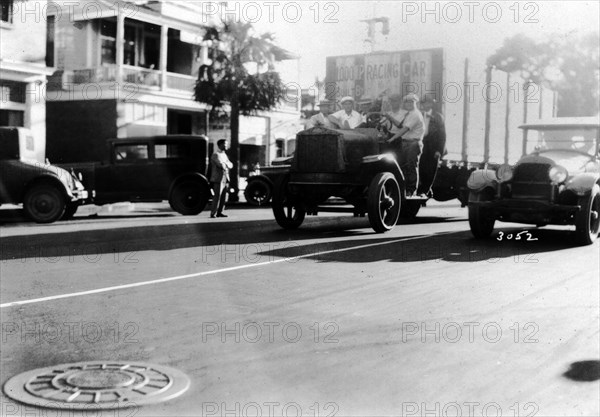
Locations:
367;172;401;233
575;184;600;245
272;175;305;229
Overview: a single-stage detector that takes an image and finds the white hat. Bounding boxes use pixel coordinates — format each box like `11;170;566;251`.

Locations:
340;96;355;104
402;93;419;102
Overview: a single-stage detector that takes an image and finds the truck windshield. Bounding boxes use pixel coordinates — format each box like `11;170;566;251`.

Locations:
526;128;598;156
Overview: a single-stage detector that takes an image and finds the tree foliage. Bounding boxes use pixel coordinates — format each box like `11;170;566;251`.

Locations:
193;20;295;198
487;32;599;116
194;21;294;117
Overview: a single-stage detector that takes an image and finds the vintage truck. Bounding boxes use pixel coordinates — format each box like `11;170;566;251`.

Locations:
59;135;211;216
0;127;88;223
271;126;430;233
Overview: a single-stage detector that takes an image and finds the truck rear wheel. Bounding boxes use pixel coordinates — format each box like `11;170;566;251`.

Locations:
468;191;496;238
272;176;305;229
169;179;209;215
368;172;401;233
575;184;600;245
23;183;66;223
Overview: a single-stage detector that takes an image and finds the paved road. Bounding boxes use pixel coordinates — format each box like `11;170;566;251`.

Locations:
1;202;599;416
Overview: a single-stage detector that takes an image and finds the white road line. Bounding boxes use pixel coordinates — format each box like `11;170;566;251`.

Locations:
1;233;449;308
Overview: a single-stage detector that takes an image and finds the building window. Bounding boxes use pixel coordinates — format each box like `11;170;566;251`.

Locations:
124;25;137;66
0;110;25;127
46;16;55;67
100;19;117;65
1;1;13;23
0;81;26;104
275;139;285;158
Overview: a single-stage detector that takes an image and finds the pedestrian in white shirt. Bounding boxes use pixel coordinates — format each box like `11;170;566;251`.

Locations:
209;139;233;218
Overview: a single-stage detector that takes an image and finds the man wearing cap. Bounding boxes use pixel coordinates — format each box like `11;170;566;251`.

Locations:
329;96;365;129
383;93;425;196
418;96;447;196
305;100;337;129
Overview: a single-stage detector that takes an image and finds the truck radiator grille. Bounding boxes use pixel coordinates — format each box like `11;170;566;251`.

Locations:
293;133;345;173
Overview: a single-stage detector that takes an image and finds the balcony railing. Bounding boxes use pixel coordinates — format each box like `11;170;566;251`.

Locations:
123;65;161;88
51;65;195;93
166;72;196;92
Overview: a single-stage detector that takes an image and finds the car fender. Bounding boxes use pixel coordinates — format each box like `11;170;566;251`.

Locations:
24;175;72;201
467;169;498;193
168;172;210;196
360;155;405;190
247;174;274;188
565;173;600;196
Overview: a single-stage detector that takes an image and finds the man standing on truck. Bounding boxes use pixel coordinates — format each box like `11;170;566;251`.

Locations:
383;93;424;196
210;139;233;218
418;96;447;197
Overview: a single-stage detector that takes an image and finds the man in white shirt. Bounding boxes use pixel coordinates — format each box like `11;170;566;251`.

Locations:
305;100;336;129
209;139;234;218
329;96;364;129
383;93;425;196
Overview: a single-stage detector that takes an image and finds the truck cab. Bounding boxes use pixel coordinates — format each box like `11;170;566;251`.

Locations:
0;127;88;223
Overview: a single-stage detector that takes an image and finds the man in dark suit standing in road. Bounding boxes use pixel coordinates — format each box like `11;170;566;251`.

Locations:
210;139;233;218
418;97;447;197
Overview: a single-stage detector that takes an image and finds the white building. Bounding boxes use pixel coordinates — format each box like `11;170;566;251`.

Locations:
1;0;55;156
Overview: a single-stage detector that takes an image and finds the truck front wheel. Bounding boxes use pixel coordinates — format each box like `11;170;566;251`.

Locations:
272;176;305;229
23;183;66;223
169;179;210;215
368;172;401;233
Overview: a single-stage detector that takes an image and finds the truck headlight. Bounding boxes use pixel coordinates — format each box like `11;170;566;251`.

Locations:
549;165;568;184
496;164;513;182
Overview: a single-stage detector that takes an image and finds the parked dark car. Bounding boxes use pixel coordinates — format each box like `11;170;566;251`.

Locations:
243;158;291;206
0;127;88;223
60;135;211;216
467;117;600;245
271;127;429;233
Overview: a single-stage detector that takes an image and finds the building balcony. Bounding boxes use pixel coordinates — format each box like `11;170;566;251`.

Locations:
48;64;196;95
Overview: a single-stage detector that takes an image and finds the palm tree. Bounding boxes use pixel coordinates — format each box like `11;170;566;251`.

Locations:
194;20;296;201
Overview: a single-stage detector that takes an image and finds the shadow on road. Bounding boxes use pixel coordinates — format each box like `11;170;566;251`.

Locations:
256;227;590;264
2;202;586;263
1;215;378;261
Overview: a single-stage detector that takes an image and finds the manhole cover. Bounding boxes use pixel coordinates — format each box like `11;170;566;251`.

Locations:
3;361;190;410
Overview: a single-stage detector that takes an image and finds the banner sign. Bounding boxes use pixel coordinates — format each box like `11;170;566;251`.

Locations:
325;48;444;107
